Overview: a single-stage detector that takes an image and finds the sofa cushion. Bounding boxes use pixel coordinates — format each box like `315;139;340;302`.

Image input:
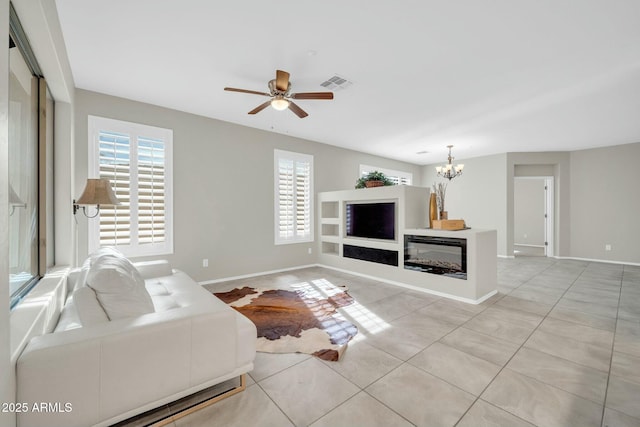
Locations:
74;286;110;325
86;254;155;320
134;260;173;280
151;295;180;312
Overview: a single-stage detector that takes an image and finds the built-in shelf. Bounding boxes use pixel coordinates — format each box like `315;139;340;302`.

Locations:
321;201;339;219
318;185;498;304
321;223;339;237
320;235;341;244
321;218;340;225
321;242;339;255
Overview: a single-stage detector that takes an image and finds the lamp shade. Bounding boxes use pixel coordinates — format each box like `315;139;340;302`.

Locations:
76;179;121;206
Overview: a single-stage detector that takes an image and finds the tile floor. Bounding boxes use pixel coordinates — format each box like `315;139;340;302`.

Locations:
163;257;640;427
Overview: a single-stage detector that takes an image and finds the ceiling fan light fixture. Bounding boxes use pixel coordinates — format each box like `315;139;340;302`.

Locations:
271;96;290;111
225;70;332;118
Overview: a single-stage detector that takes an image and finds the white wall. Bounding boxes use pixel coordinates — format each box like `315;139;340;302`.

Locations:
422;153;509;256
507;152;572;258
74;89;423;281
423;146;640;264
570;142;640;263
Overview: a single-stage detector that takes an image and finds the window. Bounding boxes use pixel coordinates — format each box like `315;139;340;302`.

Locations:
274;150;314;245
88;116;173;257
359;164;412;185
9;3;53;308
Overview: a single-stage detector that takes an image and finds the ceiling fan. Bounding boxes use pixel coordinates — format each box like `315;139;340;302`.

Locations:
224;70;334;118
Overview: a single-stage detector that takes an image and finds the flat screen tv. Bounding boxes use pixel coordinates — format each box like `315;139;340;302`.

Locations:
346;202;395;240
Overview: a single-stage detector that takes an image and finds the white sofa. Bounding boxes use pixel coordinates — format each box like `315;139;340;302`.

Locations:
16;252;256;427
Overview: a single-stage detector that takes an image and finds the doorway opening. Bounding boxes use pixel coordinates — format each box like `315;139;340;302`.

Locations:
514;177;554;257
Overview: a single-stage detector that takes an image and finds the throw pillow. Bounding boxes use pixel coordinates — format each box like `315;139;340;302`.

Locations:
73;286;110;325
86;254;155;320
88;246;125;263
73;247;125;292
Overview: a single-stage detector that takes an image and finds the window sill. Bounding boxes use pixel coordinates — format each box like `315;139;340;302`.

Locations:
274;238;314;246
10;265;70;364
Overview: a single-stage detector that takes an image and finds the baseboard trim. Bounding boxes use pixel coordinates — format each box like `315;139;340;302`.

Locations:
202;262;497;304
552;256;640;267
497;255;515;259
199;264;318;286
317;263;497;305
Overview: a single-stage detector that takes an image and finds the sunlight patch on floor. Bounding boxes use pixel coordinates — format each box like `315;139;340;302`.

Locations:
339;300;391;335
292;278;391;335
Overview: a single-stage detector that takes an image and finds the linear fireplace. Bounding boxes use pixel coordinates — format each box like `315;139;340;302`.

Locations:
404;235;467;280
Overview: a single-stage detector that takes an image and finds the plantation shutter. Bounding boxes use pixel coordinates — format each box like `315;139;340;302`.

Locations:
278;158;295;240
89;116;173;257
137;136;166;244
98;131;132;246
275;150;314;244
295;160;312;238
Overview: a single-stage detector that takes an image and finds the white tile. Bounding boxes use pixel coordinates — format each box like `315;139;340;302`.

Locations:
507;347;608;404
367;364;475;427
440;327;520;366
310;392;413;427
322;340;403;388
482;369;602;427
249;351;310;382
606;375;640;419
260;358;359;426
409;342;501;395
174;384;293;427
457;399;536;427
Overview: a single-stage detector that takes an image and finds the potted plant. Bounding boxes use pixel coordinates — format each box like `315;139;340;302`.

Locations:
355;171;395;189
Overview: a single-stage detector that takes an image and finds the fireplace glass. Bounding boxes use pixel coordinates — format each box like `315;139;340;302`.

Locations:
404;235;467;280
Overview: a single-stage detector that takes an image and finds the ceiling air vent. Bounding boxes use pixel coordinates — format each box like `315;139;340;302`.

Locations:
320;75;353;91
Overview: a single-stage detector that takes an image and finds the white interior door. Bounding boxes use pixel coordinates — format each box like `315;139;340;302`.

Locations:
514;177;553;257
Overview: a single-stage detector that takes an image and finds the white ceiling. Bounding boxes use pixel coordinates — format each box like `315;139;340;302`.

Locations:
54;0;640;165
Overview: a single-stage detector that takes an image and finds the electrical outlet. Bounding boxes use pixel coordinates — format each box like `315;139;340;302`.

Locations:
605;244;612;251
202;258;209;267
523;233;528;239
308;247;312;255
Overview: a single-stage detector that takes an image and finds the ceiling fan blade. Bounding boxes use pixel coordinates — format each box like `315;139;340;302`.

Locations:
248;101;272;115
288;101;308;118
290;92;334;100
275;70;290;92
224;87;271;96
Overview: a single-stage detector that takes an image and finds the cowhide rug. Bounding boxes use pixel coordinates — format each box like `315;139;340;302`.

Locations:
214;281;358;361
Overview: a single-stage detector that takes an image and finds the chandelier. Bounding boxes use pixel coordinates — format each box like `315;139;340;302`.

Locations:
436;145;464;181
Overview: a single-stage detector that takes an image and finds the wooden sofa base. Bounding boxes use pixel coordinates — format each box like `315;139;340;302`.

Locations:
112;375;247;427
150;374;247;427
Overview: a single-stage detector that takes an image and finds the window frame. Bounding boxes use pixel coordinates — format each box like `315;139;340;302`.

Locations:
359;164;413;185
274;149;314;245
87;115;174;257
8;3;52;309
